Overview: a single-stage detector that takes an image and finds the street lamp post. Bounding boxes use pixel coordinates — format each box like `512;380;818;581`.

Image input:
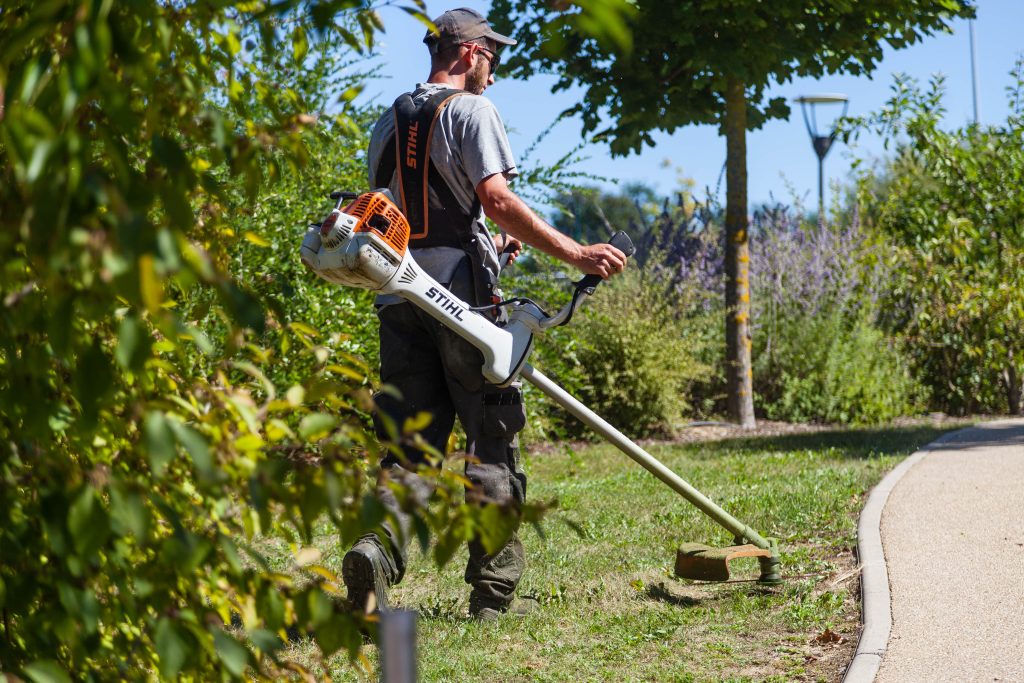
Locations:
795;94;849;224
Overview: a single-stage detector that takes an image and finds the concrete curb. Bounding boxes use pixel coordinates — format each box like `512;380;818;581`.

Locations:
841;428;964;683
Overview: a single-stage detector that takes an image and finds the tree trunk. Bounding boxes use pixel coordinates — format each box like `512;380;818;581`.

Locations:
724;77;756;429
1004;358;1022;416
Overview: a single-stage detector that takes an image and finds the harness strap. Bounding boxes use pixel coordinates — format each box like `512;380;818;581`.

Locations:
375;88;492;306
381;90;476;242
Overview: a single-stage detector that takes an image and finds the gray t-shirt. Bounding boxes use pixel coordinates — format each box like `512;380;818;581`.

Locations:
367;83;518;304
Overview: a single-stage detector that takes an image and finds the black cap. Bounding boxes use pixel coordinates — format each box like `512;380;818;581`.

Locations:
423;7;517;55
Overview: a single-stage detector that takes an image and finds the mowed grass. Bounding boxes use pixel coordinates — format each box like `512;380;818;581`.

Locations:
280;423;959;682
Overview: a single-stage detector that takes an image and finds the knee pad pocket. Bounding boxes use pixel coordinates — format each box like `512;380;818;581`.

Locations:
482;387;526;438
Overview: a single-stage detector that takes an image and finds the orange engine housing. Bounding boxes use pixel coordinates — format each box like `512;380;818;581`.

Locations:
342;192;410;256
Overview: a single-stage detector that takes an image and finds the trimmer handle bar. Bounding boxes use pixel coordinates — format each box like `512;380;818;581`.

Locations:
574;231;636;294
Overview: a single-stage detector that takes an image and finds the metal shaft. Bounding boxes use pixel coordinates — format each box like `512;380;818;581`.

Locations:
969;18;980;125
520;363;772;550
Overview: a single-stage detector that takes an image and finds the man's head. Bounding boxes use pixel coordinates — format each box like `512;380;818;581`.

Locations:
424;8;515;95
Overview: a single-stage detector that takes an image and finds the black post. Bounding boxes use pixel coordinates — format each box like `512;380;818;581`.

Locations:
812;134;834;226
817;154;824;225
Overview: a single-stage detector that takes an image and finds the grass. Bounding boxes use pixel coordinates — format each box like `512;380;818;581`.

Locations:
278;422;960;682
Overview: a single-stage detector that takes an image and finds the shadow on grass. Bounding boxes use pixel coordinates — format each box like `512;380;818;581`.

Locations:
645;582;701;608
697;424;965;460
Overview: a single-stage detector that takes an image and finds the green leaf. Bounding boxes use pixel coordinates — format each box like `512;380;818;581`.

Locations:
249;629;284;656
359;495;385;532
23;660;71;683
139;254;164;315
168;420;215;480
213;630;250;676
291;25;308;63
314;614;360;658
144;412;176;477
433;527;462;567
298;412;336;440
109;485;150;539
477;504;519;555
115;315;151;371
243;231;270;247
154;618;187;680
67;487;110;559
74;339;114;427
402;411;432;434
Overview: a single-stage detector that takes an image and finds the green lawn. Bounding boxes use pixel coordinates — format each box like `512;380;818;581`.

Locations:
281;423;959;682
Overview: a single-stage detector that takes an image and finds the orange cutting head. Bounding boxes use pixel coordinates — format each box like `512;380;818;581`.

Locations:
342;191;410;257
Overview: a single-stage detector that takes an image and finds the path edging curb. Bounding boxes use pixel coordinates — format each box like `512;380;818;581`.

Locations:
841;428;964;683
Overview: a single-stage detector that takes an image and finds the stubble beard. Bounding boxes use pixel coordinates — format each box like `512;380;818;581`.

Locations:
465;58;489;95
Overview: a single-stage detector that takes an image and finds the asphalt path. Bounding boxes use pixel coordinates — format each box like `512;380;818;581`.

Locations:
875;419;1024;683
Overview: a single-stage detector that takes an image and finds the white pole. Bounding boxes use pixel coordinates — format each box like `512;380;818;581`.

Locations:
520;363;771;549
969;18;980;125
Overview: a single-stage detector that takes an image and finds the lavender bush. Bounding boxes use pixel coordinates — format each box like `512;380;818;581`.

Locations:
534;183;922;427
745;204;925;423
632;193;923;423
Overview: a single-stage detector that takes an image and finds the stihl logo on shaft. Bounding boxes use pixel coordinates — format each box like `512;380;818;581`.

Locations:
426;286;465;321
405;121;418;168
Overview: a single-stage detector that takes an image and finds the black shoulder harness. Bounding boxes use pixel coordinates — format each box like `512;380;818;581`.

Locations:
375;88;482;249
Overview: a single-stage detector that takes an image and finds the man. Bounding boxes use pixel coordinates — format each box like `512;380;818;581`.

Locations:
343;7;627;621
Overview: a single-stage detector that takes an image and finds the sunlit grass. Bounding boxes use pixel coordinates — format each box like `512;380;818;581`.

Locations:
279;423;957;682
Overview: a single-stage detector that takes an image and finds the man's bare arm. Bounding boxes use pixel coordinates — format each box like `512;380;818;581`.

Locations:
476;173;626;279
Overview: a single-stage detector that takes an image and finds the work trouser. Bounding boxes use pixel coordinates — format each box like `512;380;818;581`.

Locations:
364;291;527;608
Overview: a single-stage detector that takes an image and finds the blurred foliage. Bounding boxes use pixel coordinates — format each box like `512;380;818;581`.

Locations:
850;65;1024;415
0;1;541;679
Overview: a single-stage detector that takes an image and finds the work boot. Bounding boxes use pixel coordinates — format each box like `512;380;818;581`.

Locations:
342;540;391;613
468;596;538;622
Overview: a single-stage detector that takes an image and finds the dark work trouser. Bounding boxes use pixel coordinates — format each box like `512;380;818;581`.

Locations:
365;293;527;608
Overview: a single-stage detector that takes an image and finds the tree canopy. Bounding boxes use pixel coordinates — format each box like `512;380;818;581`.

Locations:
492;0;976;152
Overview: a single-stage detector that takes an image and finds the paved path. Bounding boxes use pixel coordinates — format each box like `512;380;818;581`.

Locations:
875;419;1024;683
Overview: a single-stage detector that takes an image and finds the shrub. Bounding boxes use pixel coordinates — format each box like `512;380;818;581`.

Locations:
850;69;1024;415
0;6;538;680
523;255;713;439
757;311;926;424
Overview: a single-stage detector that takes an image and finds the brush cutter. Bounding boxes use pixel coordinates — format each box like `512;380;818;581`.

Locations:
300;190;782;585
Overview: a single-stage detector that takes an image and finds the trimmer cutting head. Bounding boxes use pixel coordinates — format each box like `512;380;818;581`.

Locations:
675;543;781;584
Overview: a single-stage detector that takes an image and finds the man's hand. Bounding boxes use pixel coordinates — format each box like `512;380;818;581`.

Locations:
572;243;627;279
493;232;523;265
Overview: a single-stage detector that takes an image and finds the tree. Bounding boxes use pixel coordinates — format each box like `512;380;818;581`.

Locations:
491;0;974;427
852;67;1024;415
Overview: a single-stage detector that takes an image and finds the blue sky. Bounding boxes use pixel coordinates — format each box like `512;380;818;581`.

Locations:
357;1;1024;210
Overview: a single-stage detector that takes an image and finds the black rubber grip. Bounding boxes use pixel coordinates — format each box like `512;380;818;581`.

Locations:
497;241;518;269
576;231;636;291
330;190;360;201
